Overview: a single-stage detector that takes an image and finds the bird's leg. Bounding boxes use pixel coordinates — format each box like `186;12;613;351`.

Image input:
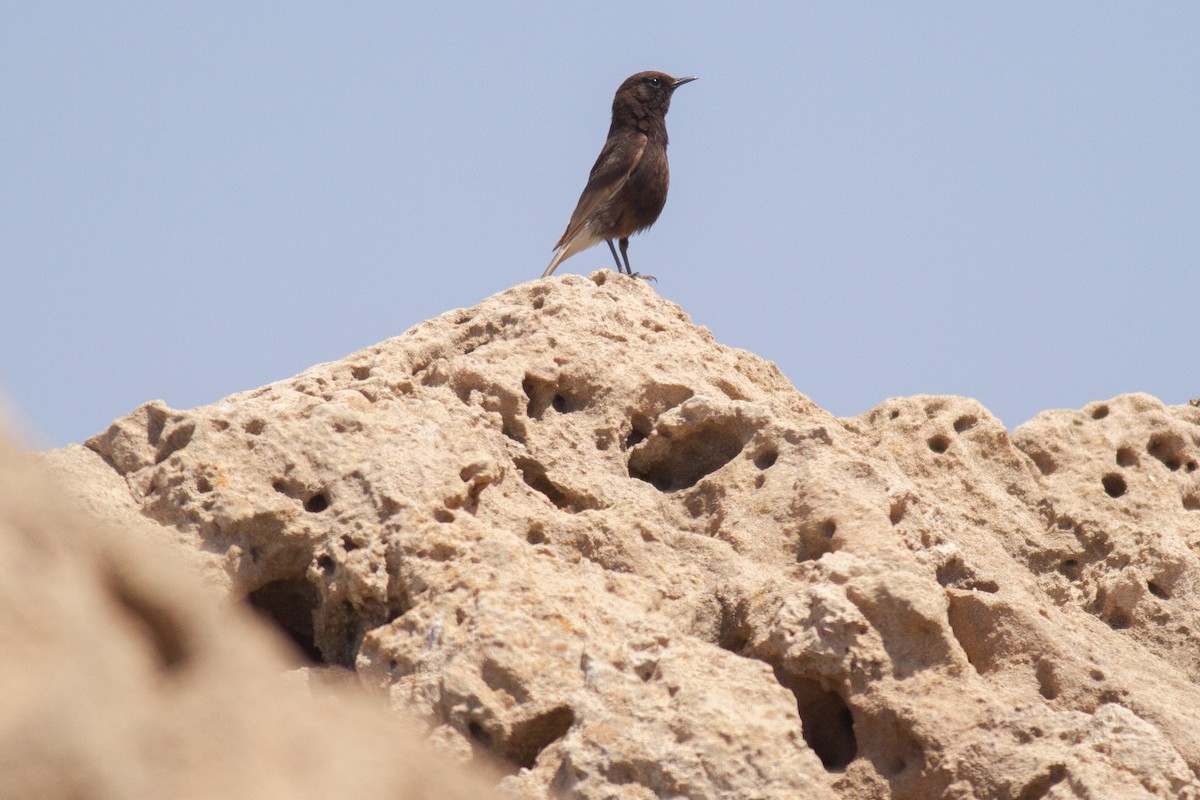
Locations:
621;237;655;282
606;240;624;273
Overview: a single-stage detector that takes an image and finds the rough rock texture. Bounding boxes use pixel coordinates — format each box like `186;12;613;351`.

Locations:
1;429;500;799
39;272;1200;799
1012;394;1200;681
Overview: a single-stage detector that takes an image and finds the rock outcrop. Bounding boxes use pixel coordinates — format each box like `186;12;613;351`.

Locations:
26;272;1200;799
0;432;501;800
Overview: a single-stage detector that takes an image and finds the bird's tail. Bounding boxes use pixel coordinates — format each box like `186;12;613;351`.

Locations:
542;246;571;278
543;229;602;278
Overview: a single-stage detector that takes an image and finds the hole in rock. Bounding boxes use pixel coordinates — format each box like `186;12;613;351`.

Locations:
505;706;576;770
106;571;190;673
524;374;589;419
523;374;556;419
434;508;455;523
247;577;322;663
795;518;839;563
953;415;978;433
243;418;266;435
1147;433;1186;471
144;409;171;445
927;434;950;454
1017;764;1067;800
341;535;359;552
526;525;547;545
889;496;914;525
1116;447;1138;467
936;559;998;593
1028;449;1056;476
753;447;778;470
304;492;330;513
387;589;412;625
513;457;594;513
516;458;566;507
946;592;997;676
1036;659;1059;700
628;417;751;492
625;415;652;450
154;421;195;464
718;628;749;655
1105;609;1132;630
317;555;336;575
712;378;748;401
1184;493;1200;511
1147;580;1169;599
350;365;371;380
316;599;368;669
717;598;751;655
1091;405;1109;420
778;674;857;772
452;382;475;405
1101;473;1126;498
1058;558;1080;580
467;720;493;750
683;488;719;521
501;416;527;444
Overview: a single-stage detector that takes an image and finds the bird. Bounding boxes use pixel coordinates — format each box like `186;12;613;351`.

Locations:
542;71;696;279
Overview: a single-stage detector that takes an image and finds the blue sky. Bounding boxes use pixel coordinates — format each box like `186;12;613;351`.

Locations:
3;3;1198;447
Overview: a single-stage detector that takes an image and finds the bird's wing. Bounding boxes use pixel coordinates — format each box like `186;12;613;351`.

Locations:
554;132;648;250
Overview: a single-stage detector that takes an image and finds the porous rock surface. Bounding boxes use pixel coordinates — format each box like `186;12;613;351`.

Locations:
42;272;1200;799
0;430;500;800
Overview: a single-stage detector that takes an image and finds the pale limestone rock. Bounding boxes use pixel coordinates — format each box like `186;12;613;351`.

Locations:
36;272;1200;799
1012;393;1200;680
1;428;500;800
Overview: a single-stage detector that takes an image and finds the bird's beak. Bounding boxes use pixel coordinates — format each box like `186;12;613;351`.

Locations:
671;76;698;90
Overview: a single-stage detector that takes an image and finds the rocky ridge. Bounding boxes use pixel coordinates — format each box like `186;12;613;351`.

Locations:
21;271;1200;799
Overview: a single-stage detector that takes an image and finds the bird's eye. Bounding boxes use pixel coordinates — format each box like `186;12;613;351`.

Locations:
648;77;662;87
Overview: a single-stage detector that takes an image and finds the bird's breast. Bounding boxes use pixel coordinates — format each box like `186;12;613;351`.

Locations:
612;144;670;236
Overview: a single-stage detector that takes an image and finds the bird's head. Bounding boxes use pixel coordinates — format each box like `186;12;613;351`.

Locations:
613;71;697;117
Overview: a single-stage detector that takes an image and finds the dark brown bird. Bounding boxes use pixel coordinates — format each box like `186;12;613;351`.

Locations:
542;71;697;278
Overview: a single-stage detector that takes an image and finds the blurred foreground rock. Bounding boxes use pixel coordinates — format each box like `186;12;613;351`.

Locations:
0;431;501;799
28;271;1200;799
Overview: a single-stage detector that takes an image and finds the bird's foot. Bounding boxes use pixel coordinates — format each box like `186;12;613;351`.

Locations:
628;272;657;283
